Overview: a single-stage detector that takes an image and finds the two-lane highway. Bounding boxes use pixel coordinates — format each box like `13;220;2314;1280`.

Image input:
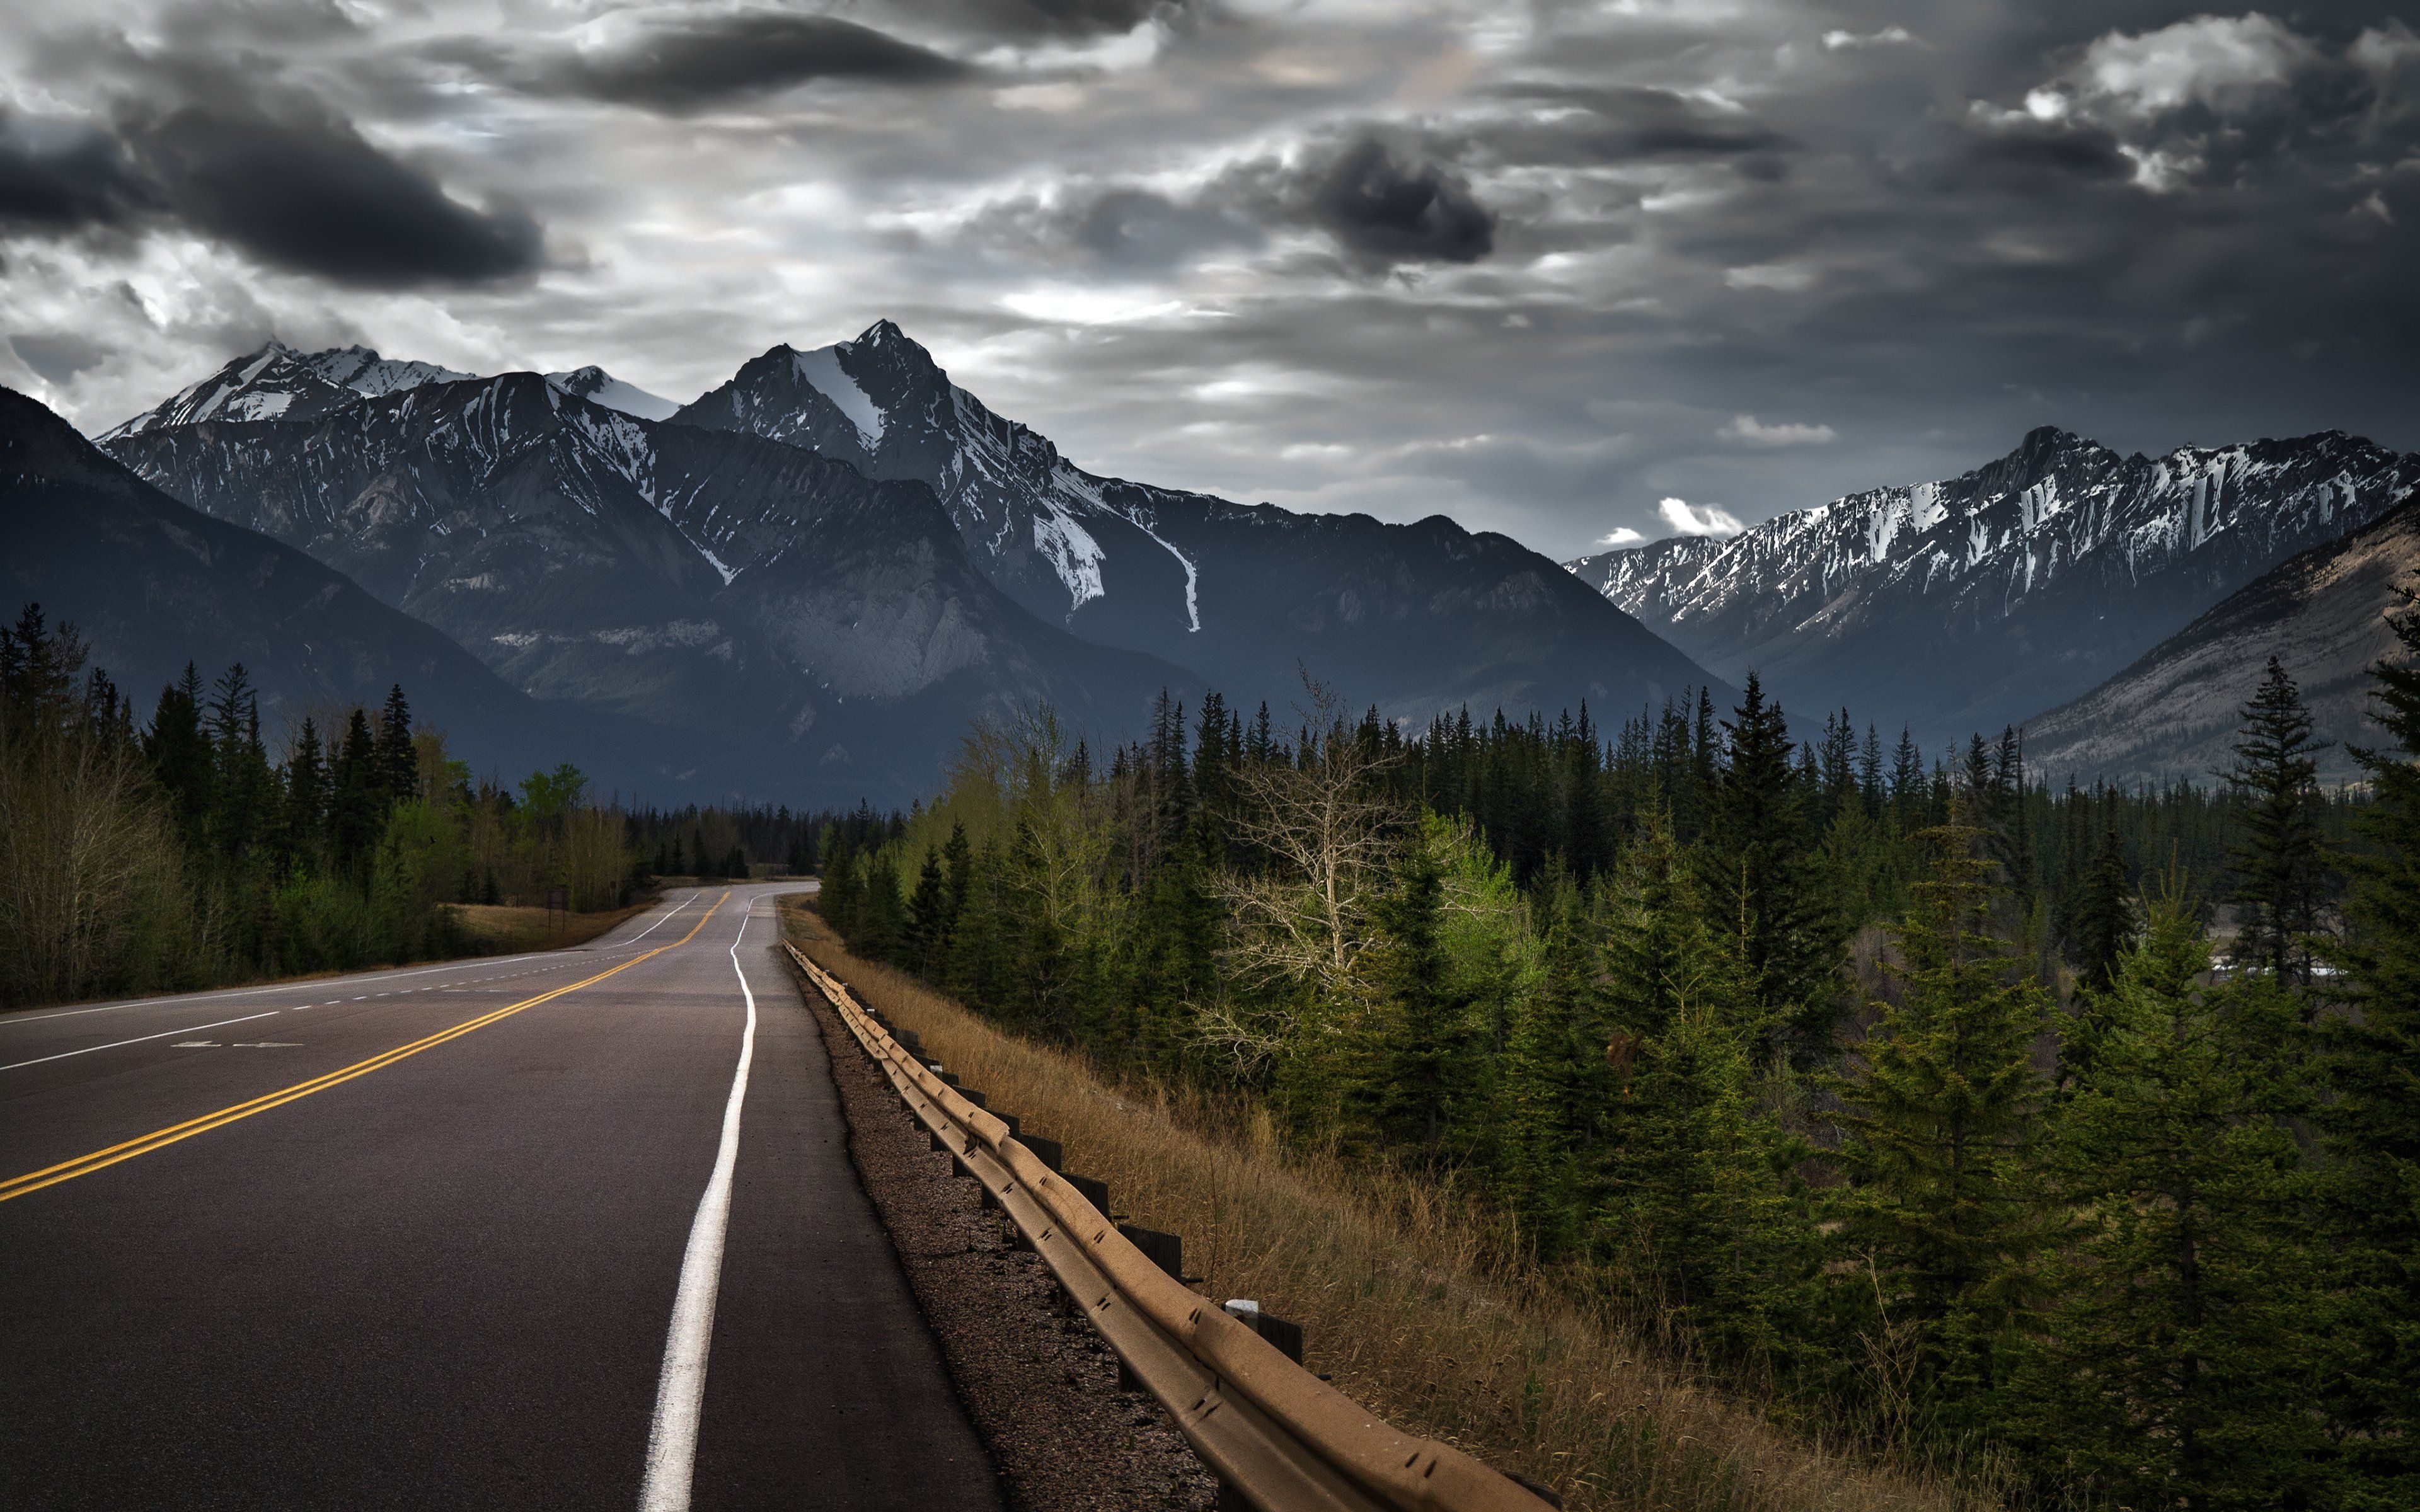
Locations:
0;885;1002;1511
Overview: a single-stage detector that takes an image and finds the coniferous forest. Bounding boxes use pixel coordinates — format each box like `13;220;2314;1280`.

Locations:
816;606;2420;1508
0;604;655;1009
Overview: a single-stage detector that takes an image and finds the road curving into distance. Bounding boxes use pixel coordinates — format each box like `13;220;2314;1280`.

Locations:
0;883;1001;1511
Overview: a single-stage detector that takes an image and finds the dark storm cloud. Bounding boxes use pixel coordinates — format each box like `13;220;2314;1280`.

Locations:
0;113;152;231
553;14;969;112
129;107;542;287
889;0;1196;40
1310;139;1495;267
0;102;541;288
1949;119;2133;186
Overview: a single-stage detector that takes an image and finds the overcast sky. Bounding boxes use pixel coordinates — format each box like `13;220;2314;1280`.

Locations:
3;1;2414;559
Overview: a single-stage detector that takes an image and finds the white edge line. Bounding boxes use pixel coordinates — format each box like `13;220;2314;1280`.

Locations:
0;1011;284;1072
1;891;699;1029
635;903;759;1512
620;892;698;946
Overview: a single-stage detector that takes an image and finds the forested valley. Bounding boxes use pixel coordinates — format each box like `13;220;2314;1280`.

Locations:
817;614;2420;1508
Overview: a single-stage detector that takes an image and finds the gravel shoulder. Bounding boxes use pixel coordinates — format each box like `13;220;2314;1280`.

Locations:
791;964;1218;1512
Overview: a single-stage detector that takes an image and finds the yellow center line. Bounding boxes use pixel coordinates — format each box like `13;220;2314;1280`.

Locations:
0;892;732;1205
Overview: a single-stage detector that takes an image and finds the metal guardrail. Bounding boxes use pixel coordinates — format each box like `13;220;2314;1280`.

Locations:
785;941;1556;1512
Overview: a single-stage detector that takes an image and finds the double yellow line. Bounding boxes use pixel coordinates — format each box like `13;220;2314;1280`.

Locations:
0;893;727;1205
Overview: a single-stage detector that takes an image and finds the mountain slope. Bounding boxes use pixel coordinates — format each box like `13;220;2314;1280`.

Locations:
2024;498;2420;786
1;384;675;790
1567;427;2419;742
101;374;1198;803
674;321;1720;722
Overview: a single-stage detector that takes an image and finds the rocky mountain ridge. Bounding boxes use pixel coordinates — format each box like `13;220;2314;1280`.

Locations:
1566;425;2419;743
98;324;1722;801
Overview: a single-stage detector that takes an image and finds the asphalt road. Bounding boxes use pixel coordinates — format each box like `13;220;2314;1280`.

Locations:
0;884;1003;1511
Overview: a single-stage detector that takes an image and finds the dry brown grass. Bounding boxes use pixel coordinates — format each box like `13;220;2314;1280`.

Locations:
447;899;650;953
784;907;1995;1512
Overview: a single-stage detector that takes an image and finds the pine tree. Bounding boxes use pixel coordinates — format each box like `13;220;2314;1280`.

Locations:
2006;898;2327;1509
374;684;417;805
1500;862;1610;1258
2070;816;2134;995
280;716;329;868
1359;820;1484;1160
1598;810;1817;1362
904;845;948;976
2315;590;2420;1508
1831;810;2050;1421
2225;656;2331;984
144;663;211;851
328;708;384;883
1708;673;1845;1064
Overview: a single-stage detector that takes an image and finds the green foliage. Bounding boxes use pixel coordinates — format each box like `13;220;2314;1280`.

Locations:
814;654;2408;1503
1829;815;2049;1426
2318;584;2420;1510
0;603;639;1007
2227;656;2332;983
2005;896;2330;1509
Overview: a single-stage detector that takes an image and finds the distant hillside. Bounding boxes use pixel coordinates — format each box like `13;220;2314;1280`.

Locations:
2025;498;2420;786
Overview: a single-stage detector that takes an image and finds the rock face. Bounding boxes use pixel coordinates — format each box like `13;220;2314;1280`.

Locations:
1;384;678;792
1567;426;2420;743
97;323;1722;802
100;369;1197;803
2024;498;2420;787
674;321;1723;724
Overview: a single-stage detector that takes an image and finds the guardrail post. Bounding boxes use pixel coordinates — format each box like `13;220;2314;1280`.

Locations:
1064;1172;1109;1214
1223;1300;1305;1366
1117;1224;1182;1281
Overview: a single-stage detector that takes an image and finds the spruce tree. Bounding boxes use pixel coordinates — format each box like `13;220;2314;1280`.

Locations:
2316;592;2420;1508
1361;827;1480;1159
2070;816;2134;996
1500;863;1607;1258
1598;810;1816;1362
374;684;417;804
329;708;384;883
1830;810;2049;1421
2224;656;2331;984
904;846;948;976
1708;673;1845;1064
144;663;212;852
2007;899;2327;1509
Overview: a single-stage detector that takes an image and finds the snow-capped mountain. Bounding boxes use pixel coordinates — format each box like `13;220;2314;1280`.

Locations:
99;369;1196;801
1565;426;2420;743
98;319;1723;797
677;321;1715;722
2025;494;2419;786
99;341;474;438
4;383;680;792
99;340;676;438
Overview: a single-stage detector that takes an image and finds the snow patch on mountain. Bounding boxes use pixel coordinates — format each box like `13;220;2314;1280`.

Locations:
546;366;679;421
1032;506;1105;610
301;345;472;398
791;346;885;447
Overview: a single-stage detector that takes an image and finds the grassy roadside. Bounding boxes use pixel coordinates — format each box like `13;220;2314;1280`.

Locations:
444;899;654;954
782;903;1986;1512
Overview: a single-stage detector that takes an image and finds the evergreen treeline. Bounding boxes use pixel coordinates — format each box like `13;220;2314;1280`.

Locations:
0;604;643;1009
819;621;2419;1504
626;801;882;881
